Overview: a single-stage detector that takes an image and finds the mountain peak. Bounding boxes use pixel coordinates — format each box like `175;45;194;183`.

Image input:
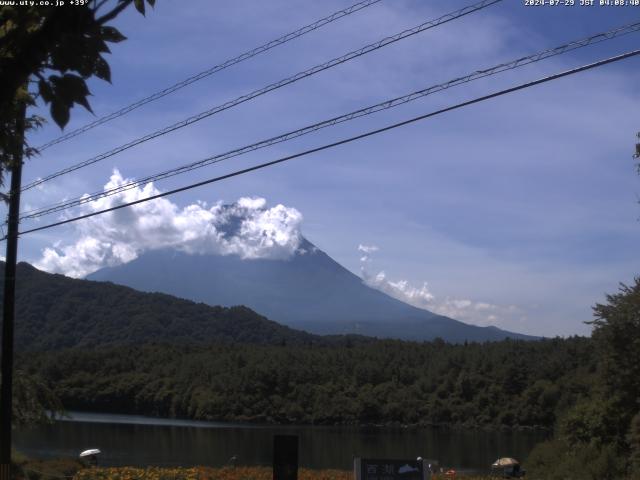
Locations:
88;242;536;343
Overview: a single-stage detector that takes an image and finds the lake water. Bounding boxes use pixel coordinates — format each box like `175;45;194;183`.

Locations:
14;411;547;473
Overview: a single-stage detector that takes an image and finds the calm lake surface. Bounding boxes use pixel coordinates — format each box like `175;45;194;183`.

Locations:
15;412;548;473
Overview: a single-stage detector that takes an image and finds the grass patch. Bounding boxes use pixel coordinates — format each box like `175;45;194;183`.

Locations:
13;456;82;480
9;462;497;480
71;466;493;480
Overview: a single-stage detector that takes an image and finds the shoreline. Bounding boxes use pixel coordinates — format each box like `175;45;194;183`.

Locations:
59;409;553;433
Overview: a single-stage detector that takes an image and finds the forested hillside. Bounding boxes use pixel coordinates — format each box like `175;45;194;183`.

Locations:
87;246;535;342
4;262;321;349
22;337;594;429
8;261;639;478
525;278;640;479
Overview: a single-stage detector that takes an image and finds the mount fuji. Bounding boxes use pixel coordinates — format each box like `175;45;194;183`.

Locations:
87;239;536;342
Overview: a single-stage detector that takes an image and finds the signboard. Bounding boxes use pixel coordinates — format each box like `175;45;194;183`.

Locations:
273;435;298;480
354;458;430;480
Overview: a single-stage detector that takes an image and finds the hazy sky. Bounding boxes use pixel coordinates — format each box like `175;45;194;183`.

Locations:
9;0;640;337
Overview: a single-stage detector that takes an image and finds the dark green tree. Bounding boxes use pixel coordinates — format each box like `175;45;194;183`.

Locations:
11;371;63;426
0;0;155;184
590;279;640;420
0;3;157;459
628;413;640;475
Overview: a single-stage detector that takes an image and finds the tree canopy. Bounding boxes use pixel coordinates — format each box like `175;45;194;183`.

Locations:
0;0;155;429
0;0;155;185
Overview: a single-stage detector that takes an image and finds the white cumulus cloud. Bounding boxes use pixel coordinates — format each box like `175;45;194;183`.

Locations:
364;271;436;307
358;246;525;328
35;170;304;278
357;243;379;262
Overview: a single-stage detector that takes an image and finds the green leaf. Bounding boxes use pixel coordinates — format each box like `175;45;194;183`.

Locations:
38;79;53;103
75;94;93;114
133;0;145;15
50;43;76;73
146;0;156;6
51;74;94;114
63;74;94;113
76;55;95;78
100;26;127;43
51;100;70;129
94;56;111;83
96;39;111;54
61;74;89;95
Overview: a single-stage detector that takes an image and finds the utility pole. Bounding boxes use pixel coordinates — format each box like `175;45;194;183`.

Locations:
0;101;26;480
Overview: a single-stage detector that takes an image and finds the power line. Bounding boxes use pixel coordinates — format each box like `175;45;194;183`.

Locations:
20;21;640;221
13;49;640;239
22;0;502;192
34;0;384;152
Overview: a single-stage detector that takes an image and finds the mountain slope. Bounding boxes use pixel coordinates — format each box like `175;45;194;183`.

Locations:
3;262;321;351
88;240;536;342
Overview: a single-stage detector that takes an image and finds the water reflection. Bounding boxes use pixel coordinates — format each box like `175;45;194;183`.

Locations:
14;412;548;472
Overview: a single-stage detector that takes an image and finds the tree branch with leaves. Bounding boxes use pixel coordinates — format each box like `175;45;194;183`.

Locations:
0;0;155;433
0;0;155;186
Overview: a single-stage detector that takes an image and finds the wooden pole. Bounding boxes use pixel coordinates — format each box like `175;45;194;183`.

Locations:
0;101;26;479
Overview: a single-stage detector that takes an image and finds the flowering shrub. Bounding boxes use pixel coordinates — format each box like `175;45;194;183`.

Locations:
71;466;493;480
73;466;353;480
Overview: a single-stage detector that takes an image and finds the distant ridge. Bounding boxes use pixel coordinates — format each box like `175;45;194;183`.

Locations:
2;262;325;351
88;239;537;342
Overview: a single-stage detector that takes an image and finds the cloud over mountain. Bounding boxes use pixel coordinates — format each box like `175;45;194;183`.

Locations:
359;245;525;328
35;170;304;278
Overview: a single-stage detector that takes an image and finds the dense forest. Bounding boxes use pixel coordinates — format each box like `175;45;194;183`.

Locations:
4;250;639;479
4;262;325;349
525;278;640;479
15;277;640;479
22;337;594;429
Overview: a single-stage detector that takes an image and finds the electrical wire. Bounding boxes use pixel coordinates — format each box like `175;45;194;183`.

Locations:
34;0;384;152
22;0;502;192
12;48;640;239
20;20;640;221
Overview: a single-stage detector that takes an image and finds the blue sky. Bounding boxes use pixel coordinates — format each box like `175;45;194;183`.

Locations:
9;0;640;337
